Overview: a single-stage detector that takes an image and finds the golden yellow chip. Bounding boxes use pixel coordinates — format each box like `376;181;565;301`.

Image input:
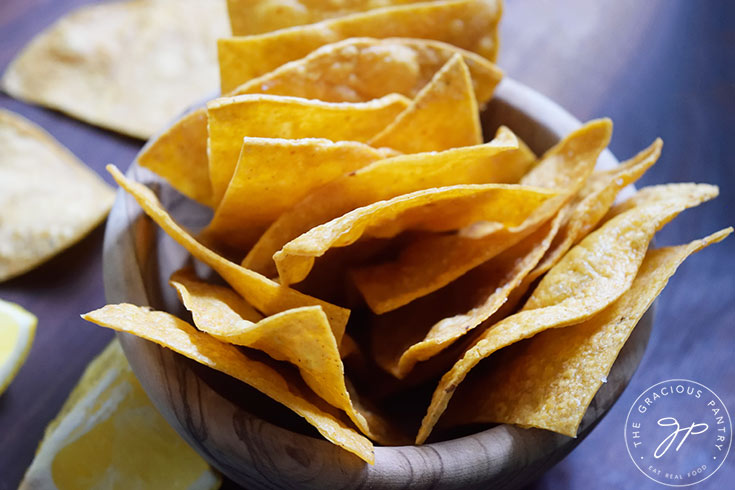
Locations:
2;0;229;139
0;110;115;282
275;184;557;286
81;304;374;464
350;119;613;314
207;94;409;205
445;228;732;437
204;138;385;251
218;0;502;92
485;136;655;322
520;138;662;291
243;127;527;276
107;165;350;341
136;110;213;207
371;209;567;378
169;269;386;440
415;183;719;443
369;54;482;153
520;118;612;191
350;200;562;314
602;181;711;223
227;0;428;35
234;38;503;104
137;37;502;207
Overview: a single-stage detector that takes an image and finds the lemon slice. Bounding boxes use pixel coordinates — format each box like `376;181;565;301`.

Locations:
20;340;221;490
0;298;36;395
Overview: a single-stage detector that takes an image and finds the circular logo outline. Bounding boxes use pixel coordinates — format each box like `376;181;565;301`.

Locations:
624;378;732;487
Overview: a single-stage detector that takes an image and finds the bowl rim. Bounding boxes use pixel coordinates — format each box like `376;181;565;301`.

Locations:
103;77;652;489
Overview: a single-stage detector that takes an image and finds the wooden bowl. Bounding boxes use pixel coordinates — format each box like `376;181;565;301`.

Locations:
103;78;652;490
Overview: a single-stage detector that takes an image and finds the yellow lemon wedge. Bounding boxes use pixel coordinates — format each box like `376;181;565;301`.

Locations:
0;298;36;395
20;339;221;490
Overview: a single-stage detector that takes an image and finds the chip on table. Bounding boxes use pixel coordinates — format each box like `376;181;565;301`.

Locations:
0;110;114;282
2;0;229;139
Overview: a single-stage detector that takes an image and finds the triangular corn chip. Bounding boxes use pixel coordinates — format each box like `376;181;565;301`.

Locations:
0;110;114;282
520;119;612;191
81;304;374;464
351;197;564;314
218;0;502;92
169;273;360;427
135;110;213;206
371;208;567;378
275;184;558;286
526;138;662;285
1;0;229;139
204;138;385;251
415;183;719;443
495;138;663;319
106;165;350;342
207;94;409;204
227;0;429;35
369;54;482;153
169;269;400;443
234;38;502;105
444;228;732;437
243;127;528;276
136;37;502;207
350;120;613;313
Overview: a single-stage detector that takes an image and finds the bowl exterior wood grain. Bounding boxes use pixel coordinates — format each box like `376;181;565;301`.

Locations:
103;79;652;490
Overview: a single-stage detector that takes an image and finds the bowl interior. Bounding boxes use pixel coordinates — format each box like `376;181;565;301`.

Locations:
103;78;651;490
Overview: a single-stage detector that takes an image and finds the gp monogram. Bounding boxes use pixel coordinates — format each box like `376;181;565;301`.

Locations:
624;379;732;486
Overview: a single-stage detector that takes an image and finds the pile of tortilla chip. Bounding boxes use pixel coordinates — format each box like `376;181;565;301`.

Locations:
82;0;731;464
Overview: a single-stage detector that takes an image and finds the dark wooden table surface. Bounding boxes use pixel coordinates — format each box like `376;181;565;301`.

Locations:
1;1;733;489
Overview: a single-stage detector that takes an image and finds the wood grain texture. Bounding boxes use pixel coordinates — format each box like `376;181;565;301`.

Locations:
0;1;732;489
103;80;652;489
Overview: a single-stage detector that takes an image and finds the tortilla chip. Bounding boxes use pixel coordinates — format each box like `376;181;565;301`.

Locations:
350;119;612;313
521;118;612;190
169;269;385;439
233;38;502;105
369;54;482;153
0;110;114;282
1;0;229;139
204;138;385;251
602;182;713;224
207;94;410;204
495;138;663;314
106;165;350;341
276;184;557;286
137;37;502;207
227;0;429;35
445;228;732;437
371;208;567;378
136;110;213;207
243;127;527;277
218;0;503;92
81;304;374;464
521;138;662;288
351;202;562;315
415;183;719;443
